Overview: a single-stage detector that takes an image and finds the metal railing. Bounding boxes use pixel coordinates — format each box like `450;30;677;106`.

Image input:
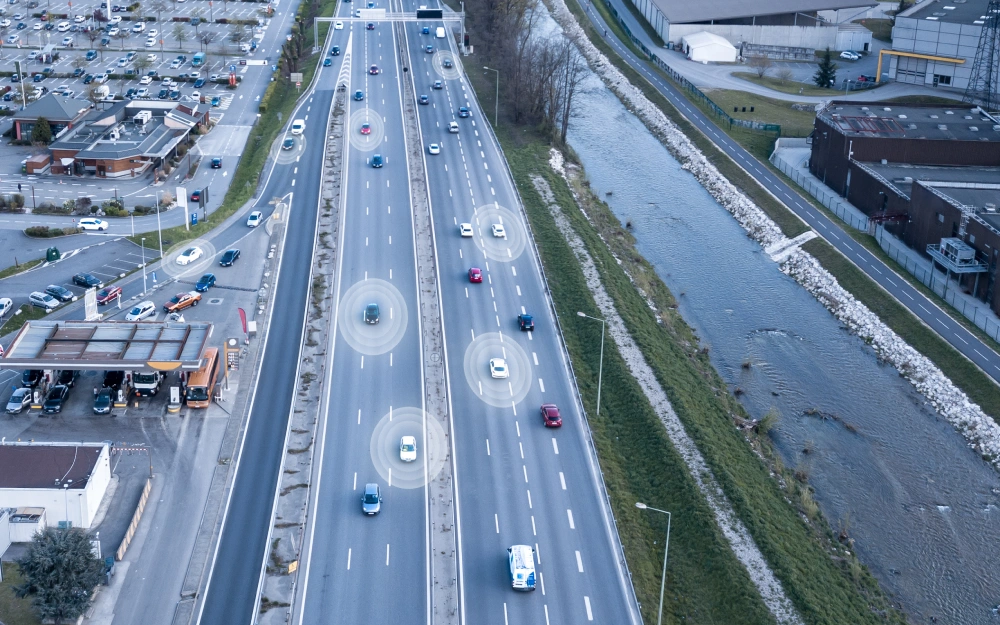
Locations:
770;151;870;231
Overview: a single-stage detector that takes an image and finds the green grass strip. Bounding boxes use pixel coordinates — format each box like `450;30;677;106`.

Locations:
0;258;42;281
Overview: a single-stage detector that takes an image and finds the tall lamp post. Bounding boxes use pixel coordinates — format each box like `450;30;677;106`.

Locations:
140;236;147;295
576;311;605;416
635;502;672;625
483;65;499;127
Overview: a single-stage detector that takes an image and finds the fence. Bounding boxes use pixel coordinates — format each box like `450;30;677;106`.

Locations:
116;478;152;561
770;151;870;231
601;0;781;136
876;225;1000;342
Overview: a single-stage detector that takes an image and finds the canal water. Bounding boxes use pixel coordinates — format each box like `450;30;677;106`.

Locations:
560;36;1000;624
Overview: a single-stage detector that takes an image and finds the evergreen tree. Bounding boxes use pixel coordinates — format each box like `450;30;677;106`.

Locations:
16;527;105;624
814;47;837;88
31;117;52;144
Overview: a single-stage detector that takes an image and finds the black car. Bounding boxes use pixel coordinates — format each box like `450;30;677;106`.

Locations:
57;369;79;387
42;385;70;414
21;369;43;388
45;284;74;302
330;45;340;56
103;370;125;390
219;249;240;266
93;387;113;414
157;88;169;99
365;303;380;324
371;154;383;168
211;157;222;168
443;58;453;69
72;273;102;288
82;74;94;84
282;137;295;150
72;67;84;77
195;273;216;292
517;313;534;331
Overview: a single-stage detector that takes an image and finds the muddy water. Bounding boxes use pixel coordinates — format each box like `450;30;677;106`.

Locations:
561;62;1000;623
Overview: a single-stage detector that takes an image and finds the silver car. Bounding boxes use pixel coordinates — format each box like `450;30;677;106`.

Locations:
28;291;59;309
5;387;32;414
361;483;382;515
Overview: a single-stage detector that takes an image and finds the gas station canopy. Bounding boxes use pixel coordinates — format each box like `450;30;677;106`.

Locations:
1;320;214;371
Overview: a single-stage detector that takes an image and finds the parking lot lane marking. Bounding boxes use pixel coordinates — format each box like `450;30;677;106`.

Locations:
519;442;524;459
584;597;593;620
552;438;559;455
559;472;566;490
526;489;532;509
576;550;584;572
486;439;490;455
523;465;528;483
567;509;575;529
495;513;499;533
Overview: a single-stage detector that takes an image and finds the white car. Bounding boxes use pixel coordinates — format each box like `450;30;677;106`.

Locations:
491;223;506;238
175;246;204;265
840;50;860;61
117;57;129;67
78;217;109;231
334;20;343;29
125;300;156;321
135;87;149;97
131;22;144;33
169;59;181;69
489;358;509;379
0;297;13;317
61;36;72;45
145;37;156;47
290;119;305;135
190;90;200;100
428;143;440;155
146;53;156;62
109;15;122;24
73;14;86;23
5;34;18;44
161;77;175;87
28;291;59;310
56;21;70;32
139;76;153;86
0;18;10;27
189;70;200;79
148;28;157;37
32;22;42;30
448;121;459;133
106;26;119;36
459;223;473;237
400;436;417;462
246;211;263;227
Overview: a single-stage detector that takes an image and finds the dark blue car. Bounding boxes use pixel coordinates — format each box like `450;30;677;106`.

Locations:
195;273;216;292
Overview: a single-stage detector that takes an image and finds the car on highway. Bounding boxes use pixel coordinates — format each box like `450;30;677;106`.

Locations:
246;210;263;227
334;20;343;29
366;22;374;29
125;300;156;321
428;143;440;155
78;217;109;231
176;247;204;265
425;45;433;53
508;545;536;590
459;223;473;237
282;136;295;150
840;50;860;61
290;119;305;135
458;106;470;118
190;189;201;202
0;297;11;317
72;273;102;288
433;80;443;89
219;249;241;266
28;291;59;309
369;64;379;75
195;273;216;292
517;313;534;331
5;387;32;414
422;26;430;34
360;122;371;135
361;483;382;515
211;157;222;168
330;45;340;55
323;58;332;67
540;403;562;427
96;286;122;305
354;89;364;100
492;223;506;238
468;267;482;283
93;387;113;414
163;291;201;313
371;154;383;168
418;94;428;105
44;284;74;302
400;436;417;462
443;58;453;69
448;121;459;133
364;302;380;324
490;357;509;379
42;384;70;414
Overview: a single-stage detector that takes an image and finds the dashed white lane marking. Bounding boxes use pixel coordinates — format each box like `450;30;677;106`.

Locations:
526;489;532;508
486;439;491;455
567;509;575;529
584;596;593;620
576;550;584;572
533;352;539;365
494;514;499;533
538;378;545;392
559;472;566;489
386;544;390;566
552;438;559;455
347;548;352;570
523;465;528;483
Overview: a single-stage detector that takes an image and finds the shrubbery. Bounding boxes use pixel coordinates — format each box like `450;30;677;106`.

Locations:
25;225;76;237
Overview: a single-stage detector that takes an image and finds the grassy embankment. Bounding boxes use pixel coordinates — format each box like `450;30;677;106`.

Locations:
0;258;42;280
129;0;338;252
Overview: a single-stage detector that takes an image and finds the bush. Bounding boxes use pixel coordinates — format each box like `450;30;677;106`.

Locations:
25;225;74;237
32;202;71;215
133;204;158;215
103;206;127;217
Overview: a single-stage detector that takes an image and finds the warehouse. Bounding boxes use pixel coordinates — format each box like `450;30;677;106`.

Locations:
627;0;876;51
885;0;984;90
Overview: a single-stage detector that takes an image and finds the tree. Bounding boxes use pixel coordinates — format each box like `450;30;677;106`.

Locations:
74;196;92;215
149;0;166;24
133;54;152;77
116;28;129;51
86;85;104;106
15;527;104;625
172;23;187;48
557;43;586;144
31;117;52;143
72;55;88;72
190;8;202;35
748;56;773;79
813;47;837;88
199;31;215;52
776;67;794;84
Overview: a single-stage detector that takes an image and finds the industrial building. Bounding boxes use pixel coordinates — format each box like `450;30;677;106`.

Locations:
627;0;877;51
884;0;986;90
810;100;1000;312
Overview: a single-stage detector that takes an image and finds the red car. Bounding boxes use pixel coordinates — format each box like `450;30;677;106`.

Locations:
468;267;482;283
360;122;371;135
190;189;201;202
541;404;562;428
96;285;122;305
369;64;379;75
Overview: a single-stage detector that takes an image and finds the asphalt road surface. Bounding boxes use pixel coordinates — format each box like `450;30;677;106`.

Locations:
578;0;1000;383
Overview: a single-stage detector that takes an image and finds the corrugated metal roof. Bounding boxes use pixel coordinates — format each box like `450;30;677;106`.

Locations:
652;0;876;23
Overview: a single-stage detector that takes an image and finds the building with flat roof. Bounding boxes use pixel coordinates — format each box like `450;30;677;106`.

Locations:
885;0;985;90
0;442;111;530
628;0;876;51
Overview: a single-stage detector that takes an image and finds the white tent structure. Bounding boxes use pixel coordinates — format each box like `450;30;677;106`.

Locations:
681;31;738;63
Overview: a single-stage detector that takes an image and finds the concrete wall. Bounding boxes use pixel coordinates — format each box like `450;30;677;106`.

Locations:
668;23;839;50
836;26;874;52
890;16;979;89
628;0;669;41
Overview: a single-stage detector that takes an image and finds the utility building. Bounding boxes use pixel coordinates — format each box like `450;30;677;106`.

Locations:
884;0;984;89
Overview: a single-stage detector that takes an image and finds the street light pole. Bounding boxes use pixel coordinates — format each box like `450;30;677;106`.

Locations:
140;237;147;294
635;502;672;625
483;66;499;127
576;311;605;416
156;190;164;259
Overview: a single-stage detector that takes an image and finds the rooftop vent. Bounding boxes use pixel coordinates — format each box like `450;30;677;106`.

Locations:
944;5;956;8
970;126;979;131
938;124;948;130
881;158;888;164
898;114;908;119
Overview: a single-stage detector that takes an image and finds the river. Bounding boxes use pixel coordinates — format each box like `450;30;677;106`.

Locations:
561;42;1000;624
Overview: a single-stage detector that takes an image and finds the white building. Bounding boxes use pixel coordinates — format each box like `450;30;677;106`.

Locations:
682;31;739;62
887;0;983;90
0;442;112;531
629;0;877;51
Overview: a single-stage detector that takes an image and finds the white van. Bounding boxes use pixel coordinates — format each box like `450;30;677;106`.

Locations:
507;545;536;591
435;26;445;38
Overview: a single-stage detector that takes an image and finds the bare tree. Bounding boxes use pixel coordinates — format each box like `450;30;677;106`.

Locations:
557;43;586;144
190;8;202;35
172;22;186;48
149;0;167;24
748;56;773;79
199;31;214;52
776;67;794;84
72;55;88;72
116;28;129;51
133;54;152;77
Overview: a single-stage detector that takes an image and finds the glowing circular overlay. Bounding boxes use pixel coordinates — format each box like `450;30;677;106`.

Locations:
463;331;532;408
432;50;462;81
348;107;385;152
471;202;526;263
272;133;304;164
369;406;448;489
338;278;408;355
159;238;218;280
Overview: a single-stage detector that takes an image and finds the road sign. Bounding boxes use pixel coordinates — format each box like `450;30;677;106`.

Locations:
290;72;303;83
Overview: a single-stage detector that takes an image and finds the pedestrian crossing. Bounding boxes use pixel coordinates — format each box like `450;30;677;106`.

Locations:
216;95;235;110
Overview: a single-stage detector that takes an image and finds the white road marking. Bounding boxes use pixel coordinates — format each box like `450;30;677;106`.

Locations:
523;465;528;482
516;421;520;437
495;514;500;533
526;490;532;508
559;472;566;489
353;472;357;490
486;439;490;455
347;548;352;570
584;596;593;620
576;550;584;572
539;378;545;393
386;544;390;566
519;442;524;459
552;438;559;455
567;509;575;529
531;515;537;536
361;356;364;369
533;352;538;365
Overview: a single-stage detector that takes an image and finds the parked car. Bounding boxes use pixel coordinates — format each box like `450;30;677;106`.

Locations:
840;50;860;61
5;387;32;414
44;284;74;302
96;285;122;304
0;297;11;317
193;77;206;88
219;249;240;266
195;273;216;292
42;384;70;413
57;369;79;387
93;387;113;414
72;273;102;288
28;291;59;309
21;369;43;388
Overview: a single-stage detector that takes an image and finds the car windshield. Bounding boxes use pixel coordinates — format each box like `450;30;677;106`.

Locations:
186;386;210;401
11;389;28;400
200;275;212;283
95;392;111;406
223;252;235;260
402;443;415;451
170;296;183;303
495;364;506;372
129;306;143;315
184;248;196;255
134;373;157;383
98;289;111;297
364;492;379;503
